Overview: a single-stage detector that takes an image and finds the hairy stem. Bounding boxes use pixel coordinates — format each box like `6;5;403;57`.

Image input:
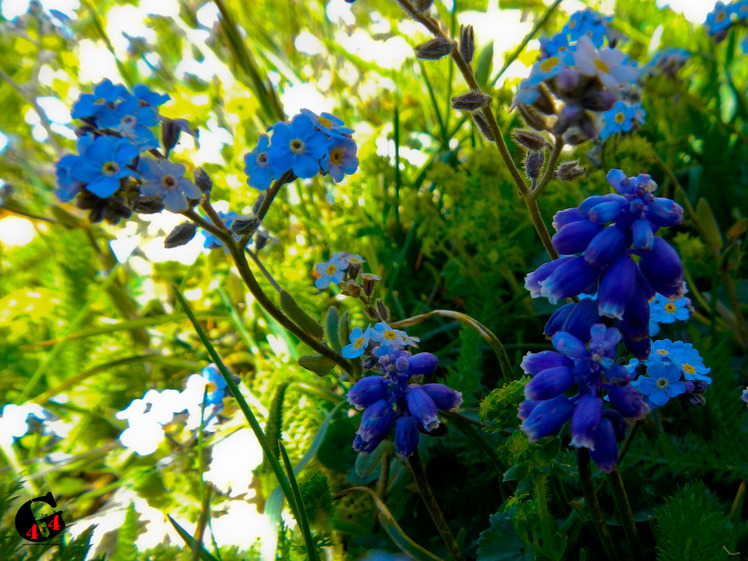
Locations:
408;450;467;561
531;137;564;200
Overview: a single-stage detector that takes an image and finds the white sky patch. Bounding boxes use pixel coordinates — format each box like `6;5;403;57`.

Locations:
295;30;325;56
337;29;411;70
0;217;36;247
36;96;71;124
77;39;121;83
326;0;355;26
0;132;8;154
281;82;335;116
191;117;233;165
656;0;718;22
138;0;178;17
105;5;156;57
196;2;220;27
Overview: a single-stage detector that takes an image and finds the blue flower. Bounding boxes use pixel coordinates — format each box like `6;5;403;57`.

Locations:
98;95;160;151
71;79;129;121
267;114;329;178
599;101;637;140
347;350;461;457
649;294;690;335
369;321;417;353
200;364;228;406
321;136;359;183
539;32;570;59
650;339;711;382
244;134;275;191
138;157;202;213
314;253;347;289
70;136;139;198
132;84;170;107
518;323;648;472
300;108;354;136
645;48;690;78
733;0;748;21
55;154;83;203
563;9;610;47
705;2;732;36
632;360;686;408
342;326;371;359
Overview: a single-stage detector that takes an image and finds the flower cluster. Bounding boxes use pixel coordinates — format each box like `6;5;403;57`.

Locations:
244;109;358;190
313;251;367;290
644;48;690;80
0;403;70;447
519;324;648;472
526;169;685;359
649;293;690;336
513;10;639;143
346;326;462;457
628;339;711;409
705;0;748;42
55;80;201;223
116;364;232;456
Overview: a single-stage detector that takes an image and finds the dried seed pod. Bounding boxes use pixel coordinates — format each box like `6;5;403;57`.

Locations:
472;112;494;141
517;104;549;131
556;160;587;181
451;90;492;111
459;25;475;64
194;168;212;193
512;129;550;151
164;222;198;248
414;37;456;60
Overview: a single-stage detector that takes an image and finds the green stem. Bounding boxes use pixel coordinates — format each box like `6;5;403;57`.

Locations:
408;450;466;561
394;0;558;260
607;467;642;560
576;448;618;561
533;471;554;550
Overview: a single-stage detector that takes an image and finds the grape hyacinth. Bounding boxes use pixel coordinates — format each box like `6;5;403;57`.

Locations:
519;324;649;472
347;331;462;457
526;169;685;359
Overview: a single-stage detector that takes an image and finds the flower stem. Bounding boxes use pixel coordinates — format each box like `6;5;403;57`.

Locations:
576;448;619;561
607;467;642;560
408;450;466;561
530;137;564;201
393;0;558;260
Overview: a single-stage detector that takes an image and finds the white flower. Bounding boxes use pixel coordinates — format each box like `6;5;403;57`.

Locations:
572;36;638;91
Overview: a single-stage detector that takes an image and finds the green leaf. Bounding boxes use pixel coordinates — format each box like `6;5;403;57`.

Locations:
325;306;342;353
477;508;533;561
696;198;724;251
280;290;323;340
298;354;336;376
474;40;494;87
355;441;390;478
167;515;221;561
338;310;352;351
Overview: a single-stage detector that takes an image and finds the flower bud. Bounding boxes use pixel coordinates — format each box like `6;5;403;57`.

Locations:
348;376;390;410
556;160;586;181
131;195;165;214
459;25;475;64
451;90;492;112
341;279;362;298
414;37;456;60
164;222;198;248
524;151;545;180
376;299;389;321
361;273;381;297
161;117;182;155
232;215;260;235
421;383;463;411
194;168;212;193
581;89;616;112
394;416;419;457
405;386;440;431
512;129;550;151
472;111;494;140
517;104;548;131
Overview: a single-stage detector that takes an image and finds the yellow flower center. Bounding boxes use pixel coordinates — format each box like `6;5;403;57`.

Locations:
656;378;669;389
318;116;333;128
384;330;397;340
656;349;669;356
329;148;343;165
594;59;610;74
615;112;626;123
102;161;119;176
664;303;677;313
716;11;726;21
683;364;696;374
205;382;216;393
325;264;337;275
540;57;559;72
290;139;305;154
354;337;365;348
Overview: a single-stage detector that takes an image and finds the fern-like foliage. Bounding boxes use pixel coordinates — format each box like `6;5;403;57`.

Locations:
655;481;735;561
